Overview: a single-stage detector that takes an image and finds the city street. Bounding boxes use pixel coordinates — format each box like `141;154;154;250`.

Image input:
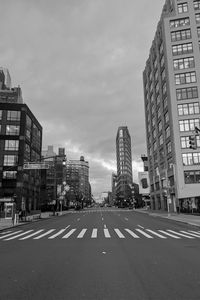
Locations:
0;207;200;300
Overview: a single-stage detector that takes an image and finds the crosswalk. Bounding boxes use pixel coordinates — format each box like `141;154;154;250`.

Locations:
1;227;200;241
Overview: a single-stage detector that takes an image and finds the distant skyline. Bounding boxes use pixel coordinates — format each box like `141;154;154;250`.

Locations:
0;0;164;197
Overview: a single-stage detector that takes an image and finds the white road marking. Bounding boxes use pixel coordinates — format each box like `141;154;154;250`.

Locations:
104;228;111;238
167;230;194;239
104;224;107;229
91;228;97;238
0;231;11;235
48;228;68;239
146;229;167;239
136;229;153;238
189;230;200;235
125;229;140;238
158;230;181;239
33;229;55;240
114;229;125;238
125;217;128;221
102;217;104;221
77;229;87;238
137;225;144;229
20;230;44;240
4;230;34;241
180;231;200;238
62;229;76;239
0;230;22;239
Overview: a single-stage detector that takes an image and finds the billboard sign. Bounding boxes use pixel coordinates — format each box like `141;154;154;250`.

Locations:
23;163;49;169
138;172;150;195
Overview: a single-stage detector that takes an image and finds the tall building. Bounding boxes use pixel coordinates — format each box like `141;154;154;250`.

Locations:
116;126;133;207
65;156;89;207
0;69;42;217
111;172;117;204
0;102;42;215
143;0;200;213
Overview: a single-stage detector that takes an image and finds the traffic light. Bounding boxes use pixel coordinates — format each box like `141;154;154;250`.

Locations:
189;135;197;150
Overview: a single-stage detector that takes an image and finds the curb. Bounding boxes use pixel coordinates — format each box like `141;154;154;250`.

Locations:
136;210;200;228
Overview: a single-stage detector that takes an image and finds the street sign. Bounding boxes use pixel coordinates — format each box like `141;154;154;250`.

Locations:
23;163;49;169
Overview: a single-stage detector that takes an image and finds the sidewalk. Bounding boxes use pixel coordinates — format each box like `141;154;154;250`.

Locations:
0;211;68;231
137;208;200;227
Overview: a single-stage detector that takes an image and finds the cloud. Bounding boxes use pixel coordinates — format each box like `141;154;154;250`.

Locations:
0;0;164;196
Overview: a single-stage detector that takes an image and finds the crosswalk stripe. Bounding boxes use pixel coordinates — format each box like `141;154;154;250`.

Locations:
180;231;200;238
77;229;87;238
4;230;34;241
33;229;55;240
0;230;22;239
125;229;140;238
188;230;200;235
158;230;181;239
135;229;153;238
146;229;167;239
20;230;45;240
91;228;97;238
62;229;76;239
114;229;125;238
167;230;194;239
104;228;111;238
48;229;67;239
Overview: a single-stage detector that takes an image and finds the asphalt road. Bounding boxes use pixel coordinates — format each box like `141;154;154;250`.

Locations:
0;207;200;300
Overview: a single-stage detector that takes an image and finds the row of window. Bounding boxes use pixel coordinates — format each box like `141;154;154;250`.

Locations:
175;71;196;85
170;13;200;29
173;57;195;70
184;170;200;184
176;86;198;100
182;152;200;165
0;110;21;121
181;135;200;149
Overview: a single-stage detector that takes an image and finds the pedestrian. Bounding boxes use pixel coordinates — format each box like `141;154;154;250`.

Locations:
19;210;22;221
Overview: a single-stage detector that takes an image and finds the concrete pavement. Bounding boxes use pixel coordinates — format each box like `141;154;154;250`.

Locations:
137;207;200;227
0;211;68;231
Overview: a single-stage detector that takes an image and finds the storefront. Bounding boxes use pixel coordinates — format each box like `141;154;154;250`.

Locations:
0;198;14;219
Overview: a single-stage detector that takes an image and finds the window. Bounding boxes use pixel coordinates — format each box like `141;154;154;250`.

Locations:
3;171;17;179
7;110;21;121
172;42;193;56
164;111;169;123
181;136;200;149
6;125;20;135
170;17;189;28
175;71;196;85
159;135;163;145
195;13;200;23
165;126;170;138
163;96;168;109
167;141;172;154
197;27;200;38
177;3;188;14
176;87;198;100
5;140;19;151
162;82;167;95
184;170;200;183
173;57;195;70
179;118;200;131
178;103;199;116
194;1;200;10
158;121;162;132
171;29;191;42
3;155;18;166
182;153;200;165
26;115;32;129
0;110;2;120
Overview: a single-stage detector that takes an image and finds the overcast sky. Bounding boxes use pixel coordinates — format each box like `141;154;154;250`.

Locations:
0;0;164;197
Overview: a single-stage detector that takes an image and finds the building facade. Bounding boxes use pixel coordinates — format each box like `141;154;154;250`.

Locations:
143;0;200;213
0;102;42;215
41;146;66;211
65;156;89;207
116;126;133;207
